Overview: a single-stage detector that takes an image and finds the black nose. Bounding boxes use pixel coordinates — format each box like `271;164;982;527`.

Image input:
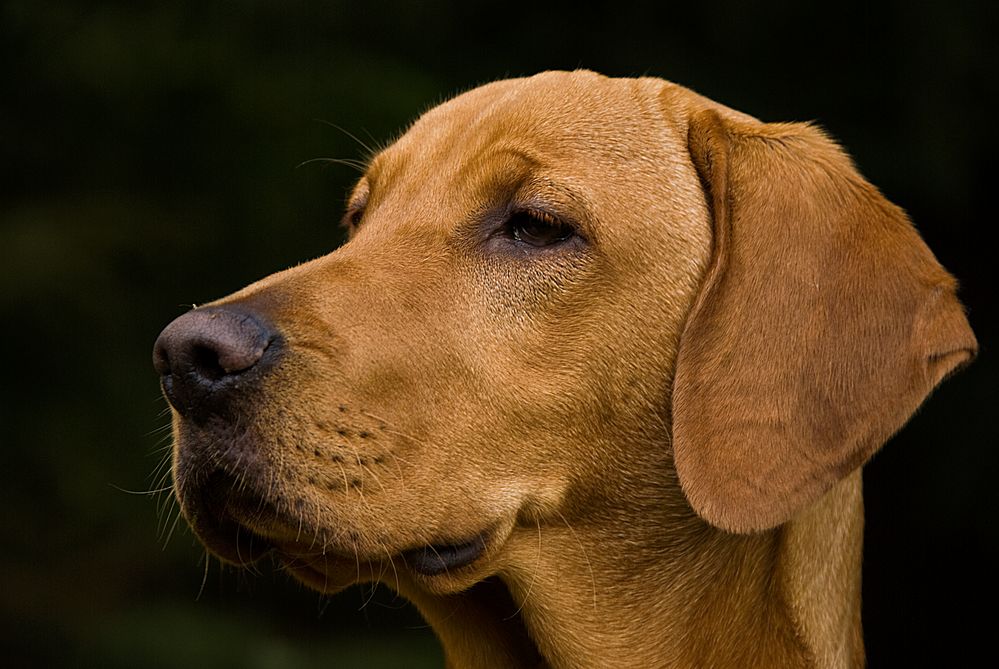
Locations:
153;306;281;419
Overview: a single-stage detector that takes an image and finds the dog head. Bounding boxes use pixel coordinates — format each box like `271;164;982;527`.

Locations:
154;71;975;597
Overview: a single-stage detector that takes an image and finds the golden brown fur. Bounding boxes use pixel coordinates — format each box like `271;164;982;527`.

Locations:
159;71;975;668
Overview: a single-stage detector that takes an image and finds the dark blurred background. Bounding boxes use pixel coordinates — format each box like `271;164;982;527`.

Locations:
2;1;995;667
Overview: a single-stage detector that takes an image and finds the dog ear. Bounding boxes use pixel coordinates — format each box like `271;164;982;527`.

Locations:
672;109;977;533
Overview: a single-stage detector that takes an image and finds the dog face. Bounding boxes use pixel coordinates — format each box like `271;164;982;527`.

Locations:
157;71;712;594
154;70;974;601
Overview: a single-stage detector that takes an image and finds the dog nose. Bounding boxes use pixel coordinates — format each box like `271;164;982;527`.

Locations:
153;306;281;418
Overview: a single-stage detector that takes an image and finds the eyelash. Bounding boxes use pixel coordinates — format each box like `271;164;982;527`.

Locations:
503;209;578;248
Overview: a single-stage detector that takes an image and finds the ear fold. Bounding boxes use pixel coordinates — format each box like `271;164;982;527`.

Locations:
673;109;977;533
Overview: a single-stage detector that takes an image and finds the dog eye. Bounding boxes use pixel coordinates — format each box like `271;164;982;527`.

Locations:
507;210;575;247
347;207;364;227
342;185;370;231
341;204;365;231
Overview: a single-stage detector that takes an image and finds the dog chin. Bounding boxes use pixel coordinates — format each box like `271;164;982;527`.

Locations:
182;492;515;595
289;521;519;598
277;553;365;595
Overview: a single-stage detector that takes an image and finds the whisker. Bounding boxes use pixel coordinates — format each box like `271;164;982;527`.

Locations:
197;551;211;601
161;504;184;549
555;508;597;611
145;422;174;437
296;157;368;173
110;482;173;496
312;119;379;158
383;546;401;595
507;518;544;620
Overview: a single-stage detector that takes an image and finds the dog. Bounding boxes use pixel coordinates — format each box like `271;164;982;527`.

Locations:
153;70;976;668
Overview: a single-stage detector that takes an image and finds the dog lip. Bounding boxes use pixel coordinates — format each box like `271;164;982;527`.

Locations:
188;513;275;565
181;470;280;565
403;532;489;576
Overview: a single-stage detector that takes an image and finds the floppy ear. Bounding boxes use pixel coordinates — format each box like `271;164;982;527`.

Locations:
673;109;977;533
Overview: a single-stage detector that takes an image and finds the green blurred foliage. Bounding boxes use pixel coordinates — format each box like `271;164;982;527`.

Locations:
1;0;995;667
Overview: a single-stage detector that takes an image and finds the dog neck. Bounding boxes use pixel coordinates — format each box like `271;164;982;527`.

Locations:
408;470;865;668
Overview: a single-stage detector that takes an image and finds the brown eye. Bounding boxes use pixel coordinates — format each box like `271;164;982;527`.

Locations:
508;210;575;247
342;183;369;231
346;206;364;227
341;199;367;231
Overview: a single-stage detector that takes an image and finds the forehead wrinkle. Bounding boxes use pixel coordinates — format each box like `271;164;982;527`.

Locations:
362;86;609;233
455;145;542;198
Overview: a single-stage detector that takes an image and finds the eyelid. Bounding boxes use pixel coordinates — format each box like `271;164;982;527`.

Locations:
341;207;363;230
340;201;365;230
508;179;594;242
511;206;560;226
342;182;370;230
507;204;586;244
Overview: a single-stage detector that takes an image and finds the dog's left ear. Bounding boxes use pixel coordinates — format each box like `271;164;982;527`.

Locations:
672;109;977;533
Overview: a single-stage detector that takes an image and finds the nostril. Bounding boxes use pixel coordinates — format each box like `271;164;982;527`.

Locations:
191;344;228;382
